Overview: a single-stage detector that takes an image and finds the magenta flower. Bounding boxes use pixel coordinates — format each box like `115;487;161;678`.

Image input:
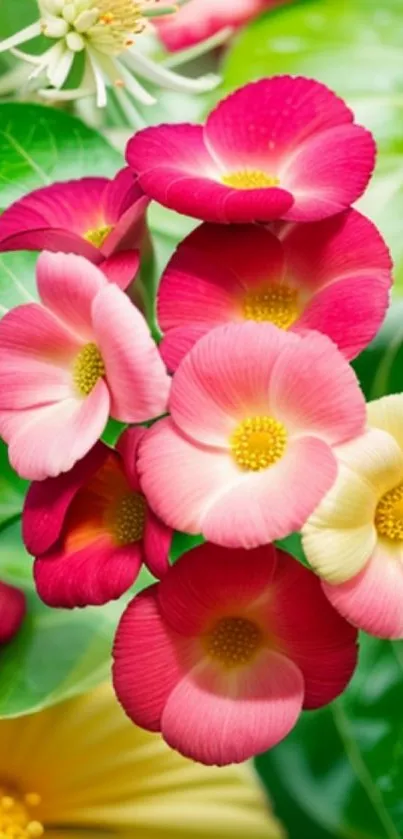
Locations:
0;252;170;480
126;77;376;224
23;429;172;609
0;580;26;644
156;0;282;52
113;542;358;765
0;168;149;289
158;210;392;370
138;322;366;549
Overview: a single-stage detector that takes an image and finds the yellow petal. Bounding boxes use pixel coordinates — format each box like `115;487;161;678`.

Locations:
368;394;403;453
0;683;282;839
335;428;403;495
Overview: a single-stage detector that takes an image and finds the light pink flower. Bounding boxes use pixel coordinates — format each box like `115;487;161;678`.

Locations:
0;580;26;644
158;210;392;370
156;0;282;52
23;428;172;608
0;252;170;481
127;77;375;224
0;168;149;289
138;322;366;549
113;542;358;765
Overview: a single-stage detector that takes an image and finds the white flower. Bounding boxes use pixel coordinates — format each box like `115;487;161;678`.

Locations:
0;0;218;109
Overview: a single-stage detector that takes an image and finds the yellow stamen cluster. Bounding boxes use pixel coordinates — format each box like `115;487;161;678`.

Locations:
111;492;146;545
0;789;44;839
84;224;114;248
73;343;105;397
206;617;262;669
375;482;403;541
242;284;299;329
89;0;149;51
231;416;287;471
222;170;279;190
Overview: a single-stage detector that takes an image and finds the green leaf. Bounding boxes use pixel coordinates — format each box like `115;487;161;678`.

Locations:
352;300;403;401
256;634;403;839
223;0;403;290
0;441;27;530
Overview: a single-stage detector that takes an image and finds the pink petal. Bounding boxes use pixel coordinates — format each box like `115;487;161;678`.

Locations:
156;0;269;52
161;649;304;765
116;426;147;491
205;77;353;171
281;124;376;221
100;250;140;290
143;509;172;579
113;586;190;731
170;322;299;447
201;437;337;548
0;581;26;644
270;329;366;444
91;284;171;422
158;541;278;635
2;380;110;480
323;545;403;639
23;441;109;556
272;550;358;708
279;208;392;293
127;124;293;223
0;302;80;358
159;324;213;372
101;169;149;256
102;167;144;222
37;251;107;341
0;357;73;410
297;274;390;360
34;535;142;608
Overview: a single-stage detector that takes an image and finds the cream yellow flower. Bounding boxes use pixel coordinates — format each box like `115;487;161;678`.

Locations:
302;394;403;639
0;681;283;839
0;0;217;109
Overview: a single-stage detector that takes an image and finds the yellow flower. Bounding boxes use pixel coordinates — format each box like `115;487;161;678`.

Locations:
0;681;283;839
302;394;403;638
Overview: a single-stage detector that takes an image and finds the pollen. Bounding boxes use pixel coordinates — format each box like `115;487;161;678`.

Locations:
89;0;148;52
231;416;287;471
222;170;280;190
84;224;114;248
73;343;105;397
110;492;146;545
242;284;299;329
206;617;263;669
0;787;44;839
375;482;403;541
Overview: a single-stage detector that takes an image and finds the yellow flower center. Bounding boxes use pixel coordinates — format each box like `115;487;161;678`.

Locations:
73;343;105;397
242;284;299;328
231;416;287;472
222;170;280;190
375;482;403;541
84;224;114;248
0;788;44;839
206;617;263;669
109;492;146;545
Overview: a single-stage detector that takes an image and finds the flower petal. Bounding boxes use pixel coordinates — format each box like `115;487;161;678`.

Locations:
23;441;109;556
368;393;403;451
161;649;304;765
323;544;403;639
37;251;107;341
143;510;172;579
271;550;358;708
91;284;171;422
0;581;26;644
116;426;146;492
100;250;140;290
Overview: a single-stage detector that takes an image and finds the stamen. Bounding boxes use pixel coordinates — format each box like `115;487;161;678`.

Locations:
375;482;403;541
84;223;114;248
231;416;287;472
73;343;105;397
109;492;146;545
242;284;299;329
0;786;44;839
206;616;263;668
222;170;279;190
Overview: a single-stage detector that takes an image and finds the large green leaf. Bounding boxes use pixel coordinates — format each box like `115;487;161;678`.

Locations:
256;634;403;839
222;0;403;289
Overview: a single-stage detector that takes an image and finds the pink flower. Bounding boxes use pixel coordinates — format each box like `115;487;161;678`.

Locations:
0;251;170;481
156;0;282;52
0;580;26;644
23;429;172;608
0;168;149;290
126;77;375;224
158;210;392;370
113;542;358;765
138;322;366;549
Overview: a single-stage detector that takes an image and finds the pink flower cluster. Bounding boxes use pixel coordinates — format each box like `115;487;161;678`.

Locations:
0;76;396;765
